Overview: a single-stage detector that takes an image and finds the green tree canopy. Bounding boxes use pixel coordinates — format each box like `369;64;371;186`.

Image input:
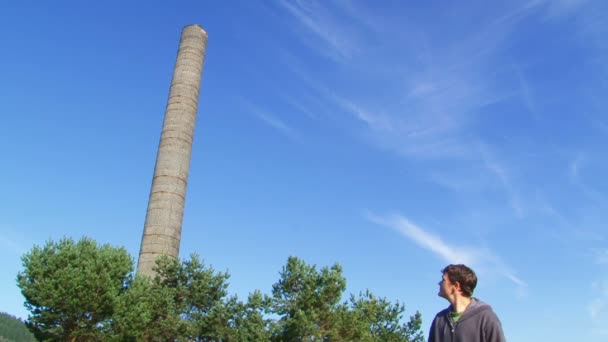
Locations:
270;256;423;342
17;237;132;341
17;237;423;341
112;254;243;341
271;256;346;340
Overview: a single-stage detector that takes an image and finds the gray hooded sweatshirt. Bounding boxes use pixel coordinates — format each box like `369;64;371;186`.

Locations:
428;298;506;342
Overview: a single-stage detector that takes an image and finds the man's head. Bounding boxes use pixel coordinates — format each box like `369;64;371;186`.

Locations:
438;264;477;299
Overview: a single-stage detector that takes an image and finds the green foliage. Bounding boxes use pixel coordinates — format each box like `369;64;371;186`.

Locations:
110;276;157;341
112;254;274;341
335;291;424;342
222;291;273;341
269;256;423;342
0;312;36;342
17;238;424;341
17;237;133;341
271;256;346;341
113;254;235;341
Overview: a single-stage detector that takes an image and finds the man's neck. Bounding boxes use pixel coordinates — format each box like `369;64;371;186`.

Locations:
450;296;472;314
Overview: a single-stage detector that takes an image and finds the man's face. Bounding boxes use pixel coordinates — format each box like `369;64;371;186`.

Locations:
438;273;456;299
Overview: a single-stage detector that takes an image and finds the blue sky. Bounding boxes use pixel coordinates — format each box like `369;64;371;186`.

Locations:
1;1;607;340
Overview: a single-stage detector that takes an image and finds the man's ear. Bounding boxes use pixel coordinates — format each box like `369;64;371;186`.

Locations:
453;281;462;294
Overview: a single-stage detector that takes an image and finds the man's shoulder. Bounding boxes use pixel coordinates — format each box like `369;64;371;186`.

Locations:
467;298;493;313
473;299;499;314
465;299;502;324
478;305;501;321
469;299;506;341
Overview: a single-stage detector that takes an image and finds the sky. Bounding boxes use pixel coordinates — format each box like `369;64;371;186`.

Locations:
1;0;607;340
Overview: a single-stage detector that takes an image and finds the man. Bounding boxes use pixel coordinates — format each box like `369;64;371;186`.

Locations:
428;264;506;342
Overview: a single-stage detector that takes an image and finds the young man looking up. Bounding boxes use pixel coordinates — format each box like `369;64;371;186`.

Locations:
428;264;506;342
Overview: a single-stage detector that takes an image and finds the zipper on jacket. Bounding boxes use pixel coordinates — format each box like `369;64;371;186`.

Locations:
448;315;458;334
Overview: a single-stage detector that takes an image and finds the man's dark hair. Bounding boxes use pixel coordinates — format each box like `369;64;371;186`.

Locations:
442;264;477;297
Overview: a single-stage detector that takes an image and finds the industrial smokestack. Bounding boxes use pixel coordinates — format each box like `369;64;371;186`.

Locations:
137;25;208;277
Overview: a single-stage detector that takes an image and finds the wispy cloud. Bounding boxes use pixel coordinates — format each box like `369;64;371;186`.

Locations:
480;147;525;217
276;0;525;160
589;242;608;334
568;153;608;204
427;172;483;192
241;100;302;143
368;213;475;265
577;3;608;77
275;0;607;166
589;279;608;322
592;249;608;265
512;0;591;19
331;95;393;132
569;154;583;183
513;65;539;119
329;89;481;159
253;108;300;143
543;0;592;18
367;213;526;290
277;0;359;61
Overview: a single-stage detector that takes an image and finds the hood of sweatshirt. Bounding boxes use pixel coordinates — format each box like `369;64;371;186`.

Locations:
448;298;492;322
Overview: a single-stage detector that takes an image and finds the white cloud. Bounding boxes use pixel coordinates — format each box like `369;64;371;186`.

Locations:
593;249;608;265
569;154;583;183
331;96;393;132
513;65;540;119
329;90;480;159
275;0;606;166
588;244;608;334
589;279;608;319
545;0;592;17
368;213;475;265
276;0;524;160
277;0;359;61
480;147;525;218
568;154;608;205
510;0;591;19
368;213;527;291
256;111;300;142
244;102;301;142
